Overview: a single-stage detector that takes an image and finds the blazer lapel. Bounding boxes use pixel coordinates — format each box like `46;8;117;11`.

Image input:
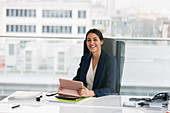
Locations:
92;49;106;89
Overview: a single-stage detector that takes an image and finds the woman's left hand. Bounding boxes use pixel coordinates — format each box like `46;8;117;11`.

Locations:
77;86;96;97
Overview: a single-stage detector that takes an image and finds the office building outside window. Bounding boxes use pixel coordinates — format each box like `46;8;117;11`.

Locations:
2;1;93;37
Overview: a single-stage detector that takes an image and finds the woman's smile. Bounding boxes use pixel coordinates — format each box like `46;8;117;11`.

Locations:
90;45;96;48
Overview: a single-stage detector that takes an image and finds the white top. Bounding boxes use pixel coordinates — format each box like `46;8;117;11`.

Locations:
86;58;98;90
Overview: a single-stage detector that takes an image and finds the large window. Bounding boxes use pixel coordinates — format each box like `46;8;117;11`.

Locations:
0;37;84;96
120;39;170;96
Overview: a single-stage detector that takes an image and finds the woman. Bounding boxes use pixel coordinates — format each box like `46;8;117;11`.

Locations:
73;28;118;97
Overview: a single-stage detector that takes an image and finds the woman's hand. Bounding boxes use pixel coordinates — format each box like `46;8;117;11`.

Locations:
77;86;96;97
58;86;63;91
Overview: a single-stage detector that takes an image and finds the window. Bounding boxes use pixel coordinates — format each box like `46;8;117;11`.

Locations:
58;52;64;70
42;26;72;34
26;64;32;70
25;51;32;70
6;25;36;33
6;25;11;32
25;51;32;61
78;26;86;34
78;10;86;18
6;9;36;17
92;20;96;26
9;44;14;56
42;10;72;18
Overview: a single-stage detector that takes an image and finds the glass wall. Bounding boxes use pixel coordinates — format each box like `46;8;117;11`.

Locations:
1;36;170;97
120;39;170;96
0;37;84;96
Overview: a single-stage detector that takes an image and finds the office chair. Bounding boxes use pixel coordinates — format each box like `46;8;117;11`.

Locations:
83;38;125;94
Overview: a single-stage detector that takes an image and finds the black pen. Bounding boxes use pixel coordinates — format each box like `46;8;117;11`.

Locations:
12;104;20;109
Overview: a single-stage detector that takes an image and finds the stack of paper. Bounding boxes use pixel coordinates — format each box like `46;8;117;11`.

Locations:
8;91;42;101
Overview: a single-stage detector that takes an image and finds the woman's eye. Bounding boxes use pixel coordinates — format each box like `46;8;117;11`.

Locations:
87;40;91;42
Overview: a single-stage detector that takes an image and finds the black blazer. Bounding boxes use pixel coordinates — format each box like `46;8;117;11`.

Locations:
73;49;118;97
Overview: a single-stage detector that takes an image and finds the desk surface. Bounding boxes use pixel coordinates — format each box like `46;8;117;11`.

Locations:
0;91;168;113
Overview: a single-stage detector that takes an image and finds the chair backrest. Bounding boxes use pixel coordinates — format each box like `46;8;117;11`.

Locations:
83;38;125;94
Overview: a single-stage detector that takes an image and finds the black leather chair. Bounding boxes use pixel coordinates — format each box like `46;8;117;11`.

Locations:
83;38;125;94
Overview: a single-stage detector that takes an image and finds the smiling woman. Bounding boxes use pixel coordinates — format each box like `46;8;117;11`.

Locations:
73;28;118;97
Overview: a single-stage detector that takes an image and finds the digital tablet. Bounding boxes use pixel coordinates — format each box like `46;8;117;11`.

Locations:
57;78;84;97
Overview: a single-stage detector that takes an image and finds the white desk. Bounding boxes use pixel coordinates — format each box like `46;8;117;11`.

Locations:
0;91;168;113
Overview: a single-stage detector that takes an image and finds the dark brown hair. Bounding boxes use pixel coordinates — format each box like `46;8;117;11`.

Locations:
85;28;104;41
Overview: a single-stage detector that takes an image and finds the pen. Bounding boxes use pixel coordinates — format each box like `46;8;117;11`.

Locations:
12;104;20;109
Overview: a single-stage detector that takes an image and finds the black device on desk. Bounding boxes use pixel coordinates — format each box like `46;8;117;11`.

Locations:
129;92;170;107
130;92;170;102
151;92;169;102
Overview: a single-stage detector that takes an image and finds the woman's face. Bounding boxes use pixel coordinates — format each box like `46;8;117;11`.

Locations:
86;33;103;54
